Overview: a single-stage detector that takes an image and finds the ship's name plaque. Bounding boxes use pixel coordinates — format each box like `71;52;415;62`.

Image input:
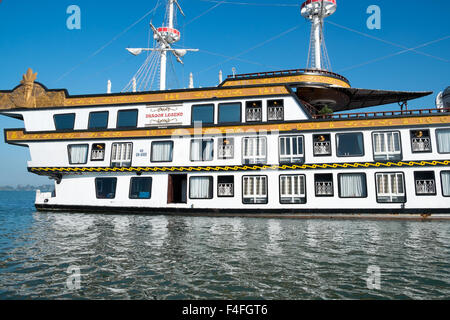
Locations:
145;105;185;126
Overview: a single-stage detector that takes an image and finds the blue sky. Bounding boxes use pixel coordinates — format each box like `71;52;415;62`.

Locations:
0;0;449;186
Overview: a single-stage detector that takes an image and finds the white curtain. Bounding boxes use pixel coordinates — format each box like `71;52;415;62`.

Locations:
340;173;366;197
152;142;172;162
191;140;202;161
442;172;450;196
69;145;88;164
203;140;213;160
190;177;211;199
191;140;213;161
437;129;450;153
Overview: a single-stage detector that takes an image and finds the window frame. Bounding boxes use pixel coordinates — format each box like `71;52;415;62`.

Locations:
90;143;106;161
67;144;89;165
242;175;268;204
372;130;402;161
313;134;332;157
279;174;307;204
242;136;267;164
267;99;284;122
314;173;334;197
190;139;214;162
129;177;153;199
191;104;215;125
218;102;242;124
414;171;437;196
278;135;305;164
245;100;263;123
217;137;234;160
116;109;139;129
335;132;365;158
110;142;133;167
435;128;450;154
337;173;368;199
53;113;76;131
151;140;174;163
410;129;432;153
375;172;406;203
95;177;118;199
189;176;214;200
217;176;234;198
440;171;450;197
88;111;109;130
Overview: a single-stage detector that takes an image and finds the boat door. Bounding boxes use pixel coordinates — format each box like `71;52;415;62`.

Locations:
167;174;187;204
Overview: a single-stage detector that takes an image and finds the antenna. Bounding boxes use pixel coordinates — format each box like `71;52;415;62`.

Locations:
301;0;337;70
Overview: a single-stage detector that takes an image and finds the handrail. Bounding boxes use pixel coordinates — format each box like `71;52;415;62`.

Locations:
312;107;450;120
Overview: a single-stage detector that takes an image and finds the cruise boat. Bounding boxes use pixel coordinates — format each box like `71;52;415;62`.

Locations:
1;0;449;215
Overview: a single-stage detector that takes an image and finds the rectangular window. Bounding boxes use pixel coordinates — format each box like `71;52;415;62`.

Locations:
218;176;234;197
414;171;436;195
313;134;331;156
243;137;267;164
117;109;138;128
151;141;173;162
218;138;234;159
441;171;450;197
410;130;432;153
315;174;333;197
190;139;214;161
129;177;152;199
339;173;367;198
246;101;262;122
218;102;241;123
243;176;268;204
189;176;213;199
54;113;75;130
91;143;105;161
280;175;306;204
279;135;304;164
88;111;109;129
336;133;364;157
376;173;405;203
436;129;450;153
68;144;89;164
192;104;214;125
267;99;284;121
373;131;402;161
111;142;133;167
95;178;117;199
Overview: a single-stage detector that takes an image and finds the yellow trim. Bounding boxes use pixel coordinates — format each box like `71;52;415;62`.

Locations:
30;160;450;174
6;114;450;143
221;74;351;88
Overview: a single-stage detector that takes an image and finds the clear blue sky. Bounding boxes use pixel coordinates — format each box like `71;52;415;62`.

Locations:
0;0;449;186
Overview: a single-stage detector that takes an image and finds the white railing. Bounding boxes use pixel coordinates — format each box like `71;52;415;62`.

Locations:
315;182;333;196
314;142;331;155
218;145;233;159
268;106;283;121
91;150;105;160
416;180;436;194
412;138;431;152
218;183;234;196
246;108;262;122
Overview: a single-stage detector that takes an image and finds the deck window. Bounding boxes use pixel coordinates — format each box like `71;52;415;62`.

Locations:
129;177;152;199
68;144;89;165
243;176;268;204
246;101;262;122
414;171;436;195
313;134;331;156
280;175;306;204
88;111;109;129
436;129;450;153
111;142;133;167
267;99;284;121
117;109;138;128
218;176;234;197
151;141;173;162
191;139;214;161
441;171;450;197
373;131;402;161
315;174;333;197
218;102;241;123
91;143;105;161
338;173;367;198
376;173;405;203
192;104;214;125
54;114;75;130
218;138;234;159
279;135;304;164
95;178;117;199
243;137;267;164
336;133;364;157
189;176;213;199
410;130;432;153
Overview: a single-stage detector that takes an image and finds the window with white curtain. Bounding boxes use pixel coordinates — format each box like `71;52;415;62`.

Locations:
243;176;268;204
280;175;306;204
111;142;133;167
242;137;267;164
151;141;173;162
373;131;402;161
279;135;304;164
436;129;450;153
338;173;367;198
441;171;450;197
189;176;213;199
68;144;89;164
190;139;214;161
376;173;405;203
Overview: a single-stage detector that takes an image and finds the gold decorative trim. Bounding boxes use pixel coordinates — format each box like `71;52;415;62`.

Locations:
6;114;450;143
221;74;351;88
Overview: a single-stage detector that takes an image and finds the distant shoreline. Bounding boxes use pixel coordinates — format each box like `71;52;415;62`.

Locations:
0;185;53;192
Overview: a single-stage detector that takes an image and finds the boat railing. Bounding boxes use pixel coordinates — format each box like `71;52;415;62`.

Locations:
312;107;450;120
415;180;436;195
411;137;432;152
227;68;350;83
315;182;333;196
